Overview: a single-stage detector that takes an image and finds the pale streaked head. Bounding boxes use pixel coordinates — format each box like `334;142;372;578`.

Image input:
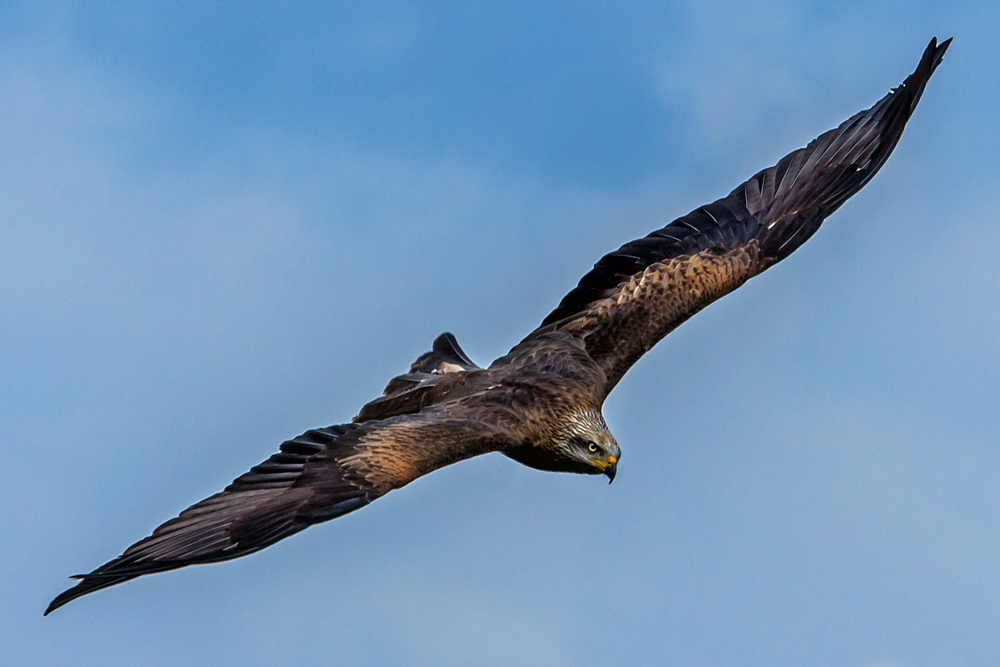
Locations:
554;409;621;482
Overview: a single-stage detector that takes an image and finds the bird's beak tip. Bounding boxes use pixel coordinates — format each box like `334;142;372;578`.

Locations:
605;463;617;484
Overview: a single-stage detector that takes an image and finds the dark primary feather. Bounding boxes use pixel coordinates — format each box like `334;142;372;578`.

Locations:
736;36;952;260
534;37;950;392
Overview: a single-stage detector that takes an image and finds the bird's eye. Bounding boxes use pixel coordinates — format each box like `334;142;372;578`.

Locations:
587;443;598;453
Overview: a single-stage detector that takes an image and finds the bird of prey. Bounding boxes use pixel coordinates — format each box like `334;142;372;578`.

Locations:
46;37;950;615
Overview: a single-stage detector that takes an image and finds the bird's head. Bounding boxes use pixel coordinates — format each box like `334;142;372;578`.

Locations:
554;409;621;483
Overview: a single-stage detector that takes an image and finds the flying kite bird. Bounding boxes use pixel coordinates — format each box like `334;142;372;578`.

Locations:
46;37;950;615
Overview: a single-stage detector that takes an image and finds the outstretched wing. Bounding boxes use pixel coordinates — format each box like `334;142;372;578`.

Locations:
46;405;510;615
531;37;950;394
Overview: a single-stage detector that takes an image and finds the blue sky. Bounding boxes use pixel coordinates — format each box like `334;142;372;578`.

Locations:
3;2;998;665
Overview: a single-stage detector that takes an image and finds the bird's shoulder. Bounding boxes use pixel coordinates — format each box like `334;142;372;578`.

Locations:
488;330;608;399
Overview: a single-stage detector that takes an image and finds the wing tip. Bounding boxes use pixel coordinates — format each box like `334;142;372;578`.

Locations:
44;576;112;616
910;37;951;80
927;36;952;72
903;36;951;112
44;596;69;616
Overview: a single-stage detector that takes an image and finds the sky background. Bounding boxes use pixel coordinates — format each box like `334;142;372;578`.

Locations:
3;2;997;665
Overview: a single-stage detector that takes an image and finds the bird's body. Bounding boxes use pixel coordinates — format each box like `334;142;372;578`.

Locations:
46;37;950;615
